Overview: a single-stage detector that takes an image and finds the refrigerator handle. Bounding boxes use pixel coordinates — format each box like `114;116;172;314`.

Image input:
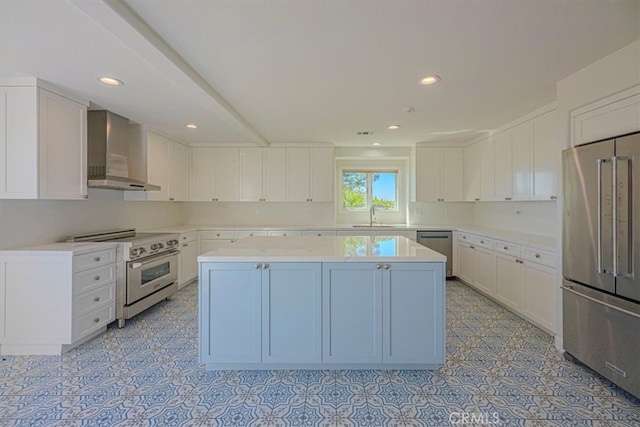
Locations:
612;156;618;277
597;158;604;274
614;156;632;278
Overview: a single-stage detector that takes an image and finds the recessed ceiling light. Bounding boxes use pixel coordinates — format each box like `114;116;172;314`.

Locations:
418;75;440;86
372;142;381;146
97;76;124;86
387;124;400;130
186;123;198;129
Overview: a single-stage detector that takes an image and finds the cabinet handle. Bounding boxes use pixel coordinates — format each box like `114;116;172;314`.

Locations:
505;197;512;201
182;236;187;240
182;244;188;247
383;264;390;270
535;254;541;259
94;276;100;281
169;197;175;201
94;257;101;262
216;234;221;237
262;264;269;269
480;240;485;244
376;264;382;269
503;246;508;250
83;195;89;199
254;264;260;269
470;245;475;249
474;198;480;201
516;259;524;264
462;236;466;240
94;296;100;302
94;318;100;323
550;196;557;200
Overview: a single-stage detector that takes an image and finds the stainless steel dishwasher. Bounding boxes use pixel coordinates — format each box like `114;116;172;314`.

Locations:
417;231;453;277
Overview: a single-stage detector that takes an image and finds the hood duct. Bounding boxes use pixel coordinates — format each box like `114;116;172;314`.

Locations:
87;110;160;191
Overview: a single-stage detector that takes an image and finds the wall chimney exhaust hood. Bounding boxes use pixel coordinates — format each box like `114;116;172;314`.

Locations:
87;110;160;191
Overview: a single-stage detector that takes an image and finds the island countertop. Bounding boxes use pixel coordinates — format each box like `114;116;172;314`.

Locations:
198;235;446;263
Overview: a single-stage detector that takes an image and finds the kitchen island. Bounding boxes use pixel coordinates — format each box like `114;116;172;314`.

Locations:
198;235;446;370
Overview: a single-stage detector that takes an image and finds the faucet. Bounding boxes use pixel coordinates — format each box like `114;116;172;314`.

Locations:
369;206;376;226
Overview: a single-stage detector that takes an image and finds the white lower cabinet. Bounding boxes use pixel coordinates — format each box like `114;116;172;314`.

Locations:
200;230;235;254
454;231;557;334
200;261;445;368
178;231;198;288
0;244;117;355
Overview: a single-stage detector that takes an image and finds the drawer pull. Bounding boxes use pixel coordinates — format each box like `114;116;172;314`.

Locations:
94;276;100;281
480;240;485;244
535;254;541;259
474;198;480;201
94;318;100;323
503;246;508;250
182;236;186;240
376;264;382;269
254;264;260;269
470;245;475;249
94;257;101;262
383;264;390;270
182;244;188;247
94;296;101;302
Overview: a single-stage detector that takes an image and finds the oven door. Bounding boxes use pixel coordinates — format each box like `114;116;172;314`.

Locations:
126;250;179;304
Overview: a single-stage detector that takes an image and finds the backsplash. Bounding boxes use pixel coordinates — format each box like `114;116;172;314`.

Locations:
472;201;557;236
409;202;473;226
0;189;183;250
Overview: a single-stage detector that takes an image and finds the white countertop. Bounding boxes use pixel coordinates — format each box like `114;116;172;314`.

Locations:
198;236;447;263
0;242;118;255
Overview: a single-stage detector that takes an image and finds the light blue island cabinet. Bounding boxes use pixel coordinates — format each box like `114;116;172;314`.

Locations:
199;235;446;370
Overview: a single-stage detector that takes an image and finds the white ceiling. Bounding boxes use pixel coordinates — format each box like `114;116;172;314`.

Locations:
1;0;639;147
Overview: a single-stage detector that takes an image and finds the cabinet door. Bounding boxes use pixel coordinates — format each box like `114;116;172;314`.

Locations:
523;261;556;333
145;132;170;201
383;263;445;364
495;253;523;310
463;143;481;201
215;147;239;201
441;148;463;201
310;147;334;202
457;242;474;284
322;263;382;363
479;137;494;201
286;148;310;201
199;263;261;363
531;110;557;200
179;240;198;286
416;148;441;201
262;263;322;363
493;130;512;201
190;147;216;201
0;87;38;198
239;148;264;201
511;121;531;200
264;147;286;201
472;246;496;296
168;141;189;201
38;89;87;200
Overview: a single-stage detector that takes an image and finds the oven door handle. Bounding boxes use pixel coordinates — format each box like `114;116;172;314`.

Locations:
129;250;180;269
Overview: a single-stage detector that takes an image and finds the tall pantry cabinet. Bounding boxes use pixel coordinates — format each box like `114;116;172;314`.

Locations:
0;78;89;200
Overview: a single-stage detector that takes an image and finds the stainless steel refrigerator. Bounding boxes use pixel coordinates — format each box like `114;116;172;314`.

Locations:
562;131;639;398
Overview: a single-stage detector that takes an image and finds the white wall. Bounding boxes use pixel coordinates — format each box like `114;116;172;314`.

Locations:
472;201;557;236
409;202;473;226
0;189;183;250
182;202;335;227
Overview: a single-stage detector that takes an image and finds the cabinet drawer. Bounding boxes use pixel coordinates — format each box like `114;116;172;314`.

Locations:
302;230;337;237
73;248;116;272
72;303;114;342
522;247;556;267
267;230;302;237
73;282;115;318
457;232;474;243
494;240;521;257
235;230;268;239
179;231;198;243
200;230;235;240
74;265;116;295
474;236;494;249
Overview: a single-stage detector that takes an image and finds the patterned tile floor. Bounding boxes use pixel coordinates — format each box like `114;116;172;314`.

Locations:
1;280;638;426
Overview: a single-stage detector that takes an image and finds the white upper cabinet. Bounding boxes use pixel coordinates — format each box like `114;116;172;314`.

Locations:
479;137;494;202
239;147;287;202
463;142;481;201
287;147;334;202
493;130;512;201
214;147;239;201
531;109;557;200
1;80;89;200
416;147;463;202
190;147;216;201
511;121;532;200
126;131;189;201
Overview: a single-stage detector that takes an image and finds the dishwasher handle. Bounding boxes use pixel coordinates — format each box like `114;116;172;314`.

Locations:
418;234;451;239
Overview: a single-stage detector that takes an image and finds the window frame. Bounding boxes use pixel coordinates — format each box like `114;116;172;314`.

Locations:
340;169;399;213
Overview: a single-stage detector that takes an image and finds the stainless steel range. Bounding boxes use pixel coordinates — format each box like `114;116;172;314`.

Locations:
68;229;180;327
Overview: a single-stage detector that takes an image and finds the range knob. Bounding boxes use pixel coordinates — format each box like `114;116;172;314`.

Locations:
130;248;140;257
139;247;146;255
150;244;158;251
157;242;164;249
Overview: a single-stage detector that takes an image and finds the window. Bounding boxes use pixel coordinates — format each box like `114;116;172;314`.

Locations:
342;171;398;211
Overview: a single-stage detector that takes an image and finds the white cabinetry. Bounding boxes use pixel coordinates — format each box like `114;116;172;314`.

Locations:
240;147;287;202
125;131;190;201
453;231;556;334
178;231;198;288
286;147;334;202
0;79;89;200
200;230;235;254
215;148;240;201
463;142;481;201
416;147;463;202
0;244;116;355
190;147;239;202
531;110;558;200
